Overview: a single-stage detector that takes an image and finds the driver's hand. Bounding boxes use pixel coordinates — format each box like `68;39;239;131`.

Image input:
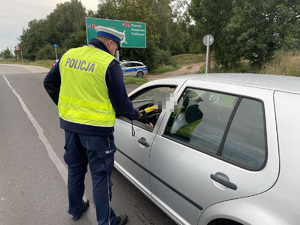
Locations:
148;122;154;127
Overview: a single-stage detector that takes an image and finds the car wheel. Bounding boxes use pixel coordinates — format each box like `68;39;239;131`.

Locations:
208;219;242;225
136;71;144;78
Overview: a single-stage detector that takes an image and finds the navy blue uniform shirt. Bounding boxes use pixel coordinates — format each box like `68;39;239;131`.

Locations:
43;38;140;136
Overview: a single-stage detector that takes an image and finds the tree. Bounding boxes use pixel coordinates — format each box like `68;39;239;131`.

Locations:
97;0;174;68
19;0;87;60
117;0;161;43
189;0;234;70
189;0;300;70
1;48;12;59
169;22;185;55
225;0;300;68
96;0;120;20
20;19;48;60
17;0;190;69
46;0;87;49
171;0;193;54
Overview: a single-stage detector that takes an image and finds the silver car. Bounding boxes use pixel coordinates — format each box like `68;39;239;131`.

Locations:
114;73;300;225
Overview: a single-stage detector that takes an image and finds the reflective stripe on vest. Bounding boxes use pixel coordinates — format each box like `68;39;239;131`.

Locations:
58;46;116;127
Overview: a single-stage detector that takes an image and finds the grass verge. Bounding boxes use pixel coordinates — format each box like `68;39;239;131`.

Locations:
210;51;300;77
261;51;300;76
0;58;54;69
173;54;205;66
151;64;180;74
150;53;205;74
123;76;148;85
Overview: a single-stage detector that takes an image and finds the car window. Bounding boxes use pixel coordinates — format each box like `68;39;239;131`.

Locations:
135;63;143;67
130;63;139;67
121;63;130;67
221;98;266;169
118;85;176;130
164;88;236;153
163;87;266;170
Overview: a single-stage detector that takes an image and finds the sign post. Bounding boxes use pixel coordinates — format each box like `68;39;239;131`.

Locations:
53;44;58;60
203;34;214;74
14;45;23;63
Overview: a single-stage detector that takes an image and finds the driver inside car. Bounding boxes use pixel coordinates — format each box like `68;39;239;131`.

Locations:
168;93;203;140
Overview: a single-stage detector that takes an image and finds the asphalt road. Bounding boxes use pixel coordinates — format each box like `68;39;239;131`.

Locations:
0;65;176;225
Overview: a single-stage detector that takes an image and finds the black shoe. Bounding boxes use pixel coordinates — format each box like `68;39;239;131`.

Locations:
116;214;128;225
71;199;90;221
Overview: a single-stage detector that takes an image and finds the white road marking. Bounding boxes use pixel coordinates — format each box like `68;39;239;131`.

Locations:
3;74;68;184
3;74;97;224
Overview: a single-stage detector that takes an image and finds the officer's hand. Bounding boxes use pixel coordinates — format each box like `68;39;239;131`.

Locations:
138;112;143;119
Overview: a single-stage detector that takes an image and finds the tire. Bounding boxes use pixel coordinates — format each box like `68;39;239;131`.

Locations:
208;219;242;225
136;71;144;78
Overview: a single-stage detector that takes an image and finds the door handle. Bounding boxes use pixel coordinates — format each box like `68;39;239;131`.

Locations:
138;137;149;147
210;173;237;190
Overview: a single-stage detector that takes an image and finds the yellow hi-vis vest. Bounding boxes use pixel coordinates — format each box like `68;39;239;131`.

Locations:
58;46;116;127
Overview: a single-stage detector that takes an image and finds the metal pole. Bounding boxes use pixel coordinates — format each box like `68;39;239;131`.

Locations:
205;37;209;74
20;48;23;63
55;48;58;60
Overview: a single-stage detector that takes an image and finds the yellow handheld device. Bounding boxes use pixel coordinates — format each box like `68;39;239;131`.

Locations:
141;105;155;114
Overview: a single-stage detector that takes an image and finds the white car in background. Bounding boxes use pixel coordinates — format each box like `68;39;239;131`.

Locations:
114;73;300;225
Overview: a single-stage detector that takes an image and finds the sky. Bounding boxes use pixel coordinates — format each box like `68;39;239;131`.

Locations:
0;0;98;53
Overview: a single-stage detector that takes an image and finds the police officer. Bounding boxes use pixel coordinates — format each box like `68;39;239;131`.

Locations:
43;26;142;225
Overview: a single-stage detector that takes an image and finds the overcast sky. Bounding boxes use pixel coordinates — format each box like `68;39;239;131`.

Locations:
0;0;98;52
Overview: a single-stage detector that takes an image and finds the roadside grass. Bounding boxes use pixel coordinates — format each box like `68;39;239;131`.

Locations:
151;64;181;74
123;76;148;85
261;51;300;77
199;64;206;73
28;60;55;69
210;51;300;77
0;58;54;69
150;53;205;74
173;54;205;66
211;61;256;73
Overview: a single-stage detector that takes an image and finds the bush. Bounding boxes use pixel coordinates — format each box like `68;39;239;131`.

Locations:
154;49;174;66
2;48;12;59
36;44;68;60
36;44;55;60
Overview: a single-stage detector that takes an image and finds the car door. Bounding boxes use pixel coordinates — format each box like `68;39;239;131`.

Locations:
149;80;280;225
126;63;136;76
120;62;131;76
114;84;177;196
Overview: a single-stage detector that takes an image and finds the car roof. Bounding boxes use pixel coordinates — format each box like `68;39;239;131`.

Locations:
120;60;143;64
164;73;300;94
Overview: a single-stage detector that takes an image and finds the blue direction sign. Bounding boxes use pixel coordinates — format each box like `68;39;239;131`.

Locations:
53;44;58;49
86;18;146;48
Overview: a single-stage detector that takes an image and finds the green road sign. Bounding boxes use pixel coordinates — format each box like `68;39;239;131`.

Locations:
86;17;146;48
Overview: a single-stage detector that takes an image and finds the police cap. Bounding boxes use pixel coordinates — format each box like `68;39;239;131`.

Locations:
95;26;125;44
